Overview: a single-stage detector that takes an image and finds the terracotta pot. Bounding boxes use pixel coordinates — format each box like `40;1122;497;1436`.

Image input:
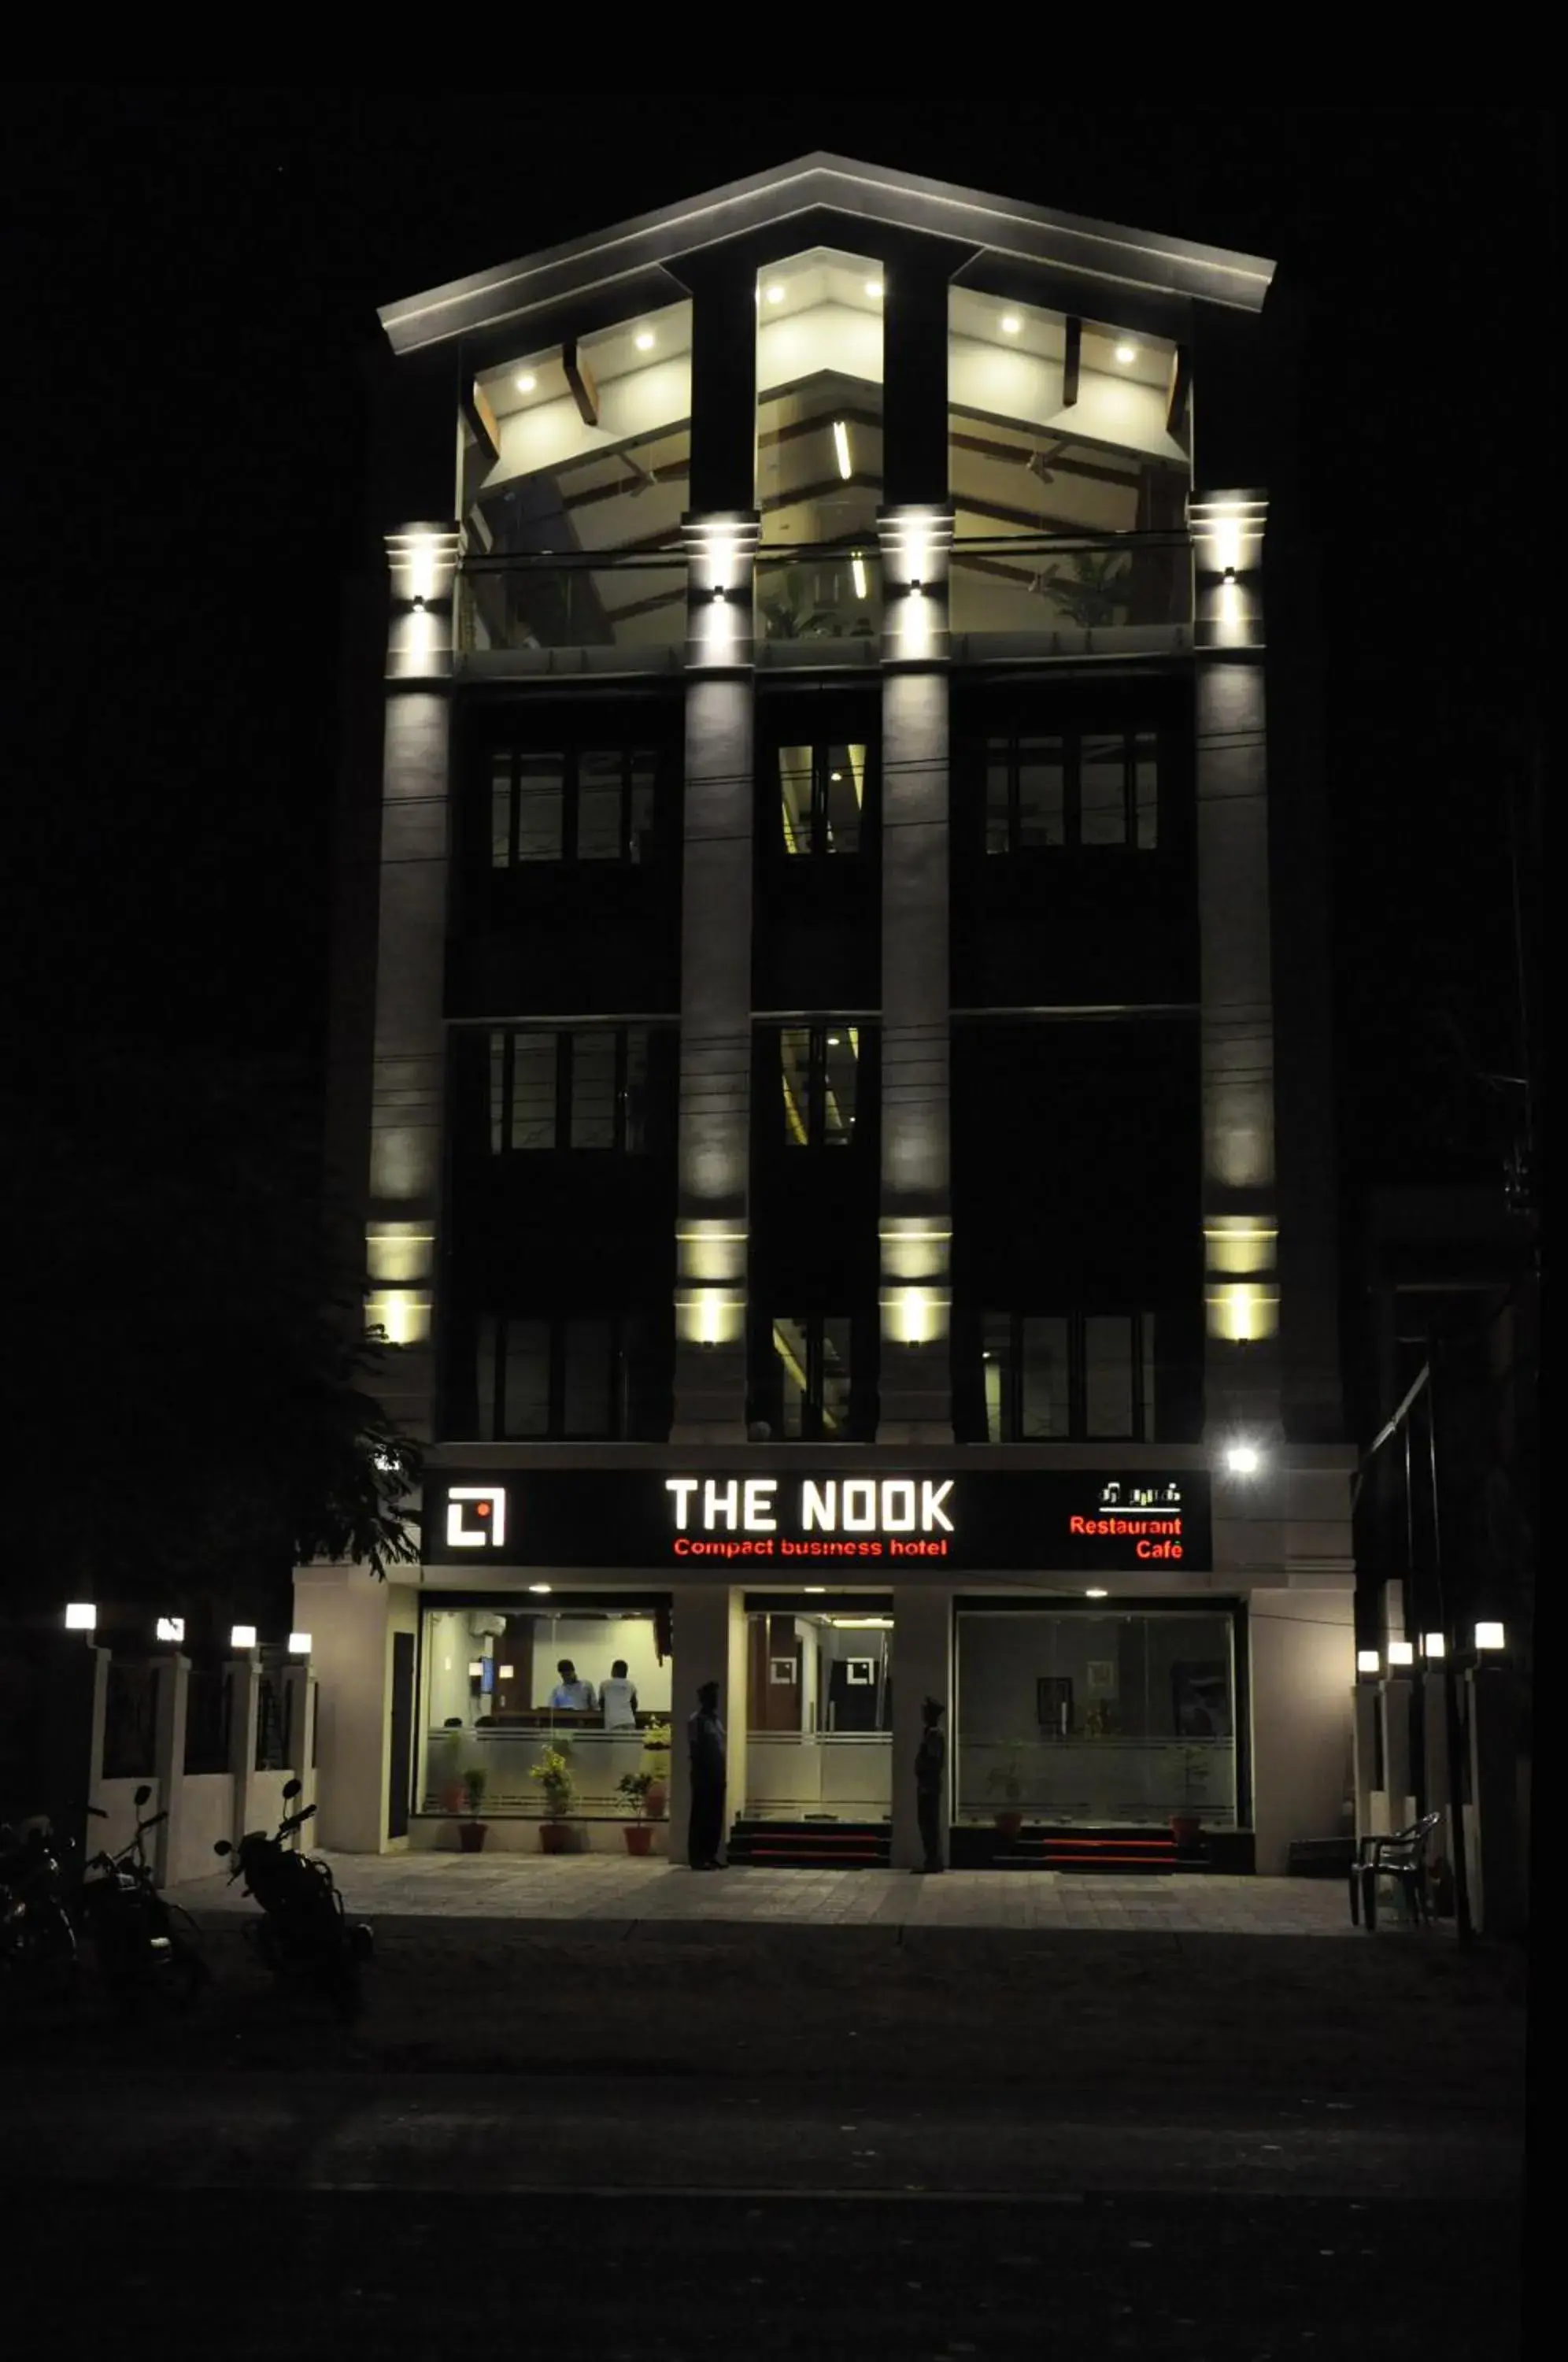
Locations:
993;1810;1023;1842
458;1821;488;1854
442;1783;465;1815
623;1823;655;1857
539;1821;573;1855
1169;1814;1201;1848
643;1780;668;1820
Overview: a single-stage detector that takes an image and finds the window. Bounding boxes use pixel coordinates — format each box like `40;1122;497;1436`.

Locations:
488;1027;651;1153
490;746;657;866
984;1312;1158;1440
772;1315;854;1440
474;1314;652;1439
776;742;867;855
775;1024;860;1146
983;729;1159;851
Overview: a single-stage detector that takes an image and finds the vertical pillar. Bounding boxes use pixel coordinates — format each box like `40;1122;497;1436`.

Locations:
668;1583;748;1864
294;1566;395;1853
1422;1665;1449;1854
877;507;955;1438
889;1585;952;1870
1351;1681;1381;1840
152;1652;190;1887
365;524;460;1442
1380;1675;1415;1833
283;1664;319;1849
227;1650;263;1845
1466;1662;1524;1936
1193;494;1280;1447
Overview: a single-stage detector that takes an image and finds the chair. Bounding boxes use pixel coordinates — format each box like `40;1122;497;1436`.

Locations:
1348;1810;1444;1931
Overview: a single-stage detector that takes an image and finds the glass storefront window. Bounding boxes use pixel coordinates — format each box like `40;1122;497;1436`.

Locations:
956;1608;1237;1829
743;1605;893;1822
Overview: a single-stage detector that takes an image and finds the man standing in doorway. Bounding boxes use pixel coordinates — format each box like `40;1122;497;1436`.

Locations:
914;1695;946;1873
687;1680;727;1869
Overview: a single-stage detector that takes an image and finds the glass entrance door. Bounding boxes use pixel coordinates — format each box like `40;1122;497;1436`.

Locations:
744;1609;893;1821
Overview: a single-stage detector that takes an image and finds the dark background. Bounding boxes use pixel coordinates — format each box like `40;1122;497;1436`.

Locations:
6;94;1545;1252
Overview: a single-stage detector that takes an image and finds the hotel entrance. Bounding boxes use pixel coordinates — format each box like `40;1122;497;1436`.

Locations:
738;1599;893;1851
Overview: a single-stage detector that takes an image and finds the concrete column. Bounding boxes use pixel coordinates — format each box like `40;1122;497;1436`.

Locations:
151;1653;190;1886
227;1652;263;1843
668;1583;747;1864
1351;1682;1380;1842
1250;1590;1355;1871
876;507;954;1440
671;516;762;1438
889;1585;952;1871
1380;1675;1415;1833
1422;1666;1449;1851
1466;1663;1525;1936
365;525;459;1442
294;1566;397;1853
283;1665;318;1849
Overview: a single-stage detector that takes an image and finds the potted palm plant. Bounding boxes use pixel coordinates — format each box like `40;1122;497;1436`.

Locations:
616;1769;657;1855
986;1744;1026;1842
640;1720;671;1820
459;1766;488;1853
530;1746;575;1853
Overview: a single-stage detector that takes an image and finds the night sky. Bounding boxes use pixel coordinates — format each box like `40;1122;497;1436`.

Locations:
9;97;1546;1198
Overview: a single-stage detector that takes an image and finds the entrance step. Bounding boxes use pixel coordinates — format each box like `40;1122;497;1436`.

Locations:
728;1818;892;1870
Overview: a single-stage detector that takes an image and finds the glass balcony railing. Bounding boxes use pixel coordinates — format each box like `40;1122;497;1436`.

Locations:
756;551;882;647
949;533;1193;641
457;558;687;659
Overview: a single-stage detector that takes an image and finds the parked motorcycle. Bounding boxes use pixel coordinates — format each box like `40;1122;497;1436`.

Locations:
214;1779;372;2020
0;1820;78;1992
79;1784;208;2004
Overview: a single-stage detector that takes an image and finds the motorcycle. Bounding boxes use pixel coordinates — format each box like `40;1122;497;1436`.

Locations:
79;1784;208;2004
214;1779;372;2020
0;1819;78;1992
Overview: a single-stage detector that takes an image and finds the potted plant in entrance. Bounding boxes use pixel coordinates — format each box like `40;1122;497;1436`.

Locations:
530;1746;575;1853
986;1744;1026;1843
639;1721;671;1820
459;1767;488;1853
616;1769;657;1855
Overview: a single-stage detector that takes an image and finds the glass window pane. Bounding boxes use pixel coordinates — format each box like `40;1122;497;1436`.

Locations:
577;750;623;860
490;757;513;866
779;1028;812;1146
823;745;864;856
985;739;1011;853
488;1032;505;1156
628;755;656;865
774;1319;809;1438
561;1319;613;1436
508;1033;557;1150
502;1319;550;1437
1021;1316;1070;1439
821;1026;857;1144
570;1031;617;1149
1017;739;1065;846
1134;733;1159;850
623;1027;649;1153
476;1313;499;1441
514;754;564;861
1080;739;1126;846
1141;1310;1157;1440
1085;1314;1134;1436
982;1310;1013;1442
820;1317;852;1436
778;747;813;855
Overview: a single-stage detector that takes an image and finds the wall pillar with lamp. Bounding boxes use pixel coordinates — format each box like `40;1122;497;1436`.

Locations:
666;1583;749;1864
887;1582;953;1871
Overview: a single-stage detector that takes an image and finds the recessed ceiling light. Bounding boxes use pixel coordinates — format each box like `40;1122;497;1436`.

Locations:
864;279;884;299
634;329;655;352
1115;342;1137;364
1000;313;1022;335
515;372;536;393
827;1034;841;1046
765;283;786;304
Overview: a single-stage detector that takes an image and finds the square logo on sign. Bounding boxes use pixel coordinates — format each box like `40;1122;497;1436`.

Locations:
447;1486;507;1549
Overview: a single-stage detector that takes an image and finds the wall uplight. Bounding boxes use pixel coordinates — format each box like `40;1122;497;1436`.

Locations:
833;420;852;480
515;372;536;393
1357;1649;1381;1675
528;1583;553;1595
851;554;867;600
231;1624;257;1650
1387;1640;1415;1668
287;1631;312;1657
899;1287;933;1346
1474;1621;1507;1652
156;1616;186;1644
765;283;786;304
634;329;655;352
1000;313;1021;335
1224;1443;1262;1476
65;1602;97;1632
804;1586;827;1594
864;279;883;299
1422;1632;1447;1660
1115;342;1137;364
1085;1588;1108;1600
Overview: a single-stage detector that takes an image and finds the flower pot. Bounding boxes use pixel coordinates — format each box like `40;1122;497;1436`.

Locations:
539;1820;573;1855
1168;1814;1201;1849
442;1782;465;1815
993;1810;1023;1842
458;1821;488;1854
643;1780;668;1820
623;1823;655;1857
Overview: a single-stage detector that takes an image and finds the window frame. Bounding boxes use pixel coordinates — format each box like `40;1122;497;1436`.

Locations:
982;1309;1158;1441
475;1311;646;1440
771;1312;856;1442
768;737;876;860
982;726;1160;854
488;1024;652;1155
771;1022;862;1150
489;742;660;869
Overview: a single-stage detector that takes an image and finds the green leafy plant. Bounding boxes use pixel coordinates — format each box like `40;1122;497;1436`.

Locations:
529;1746;575;1818
617;1769;656;1818
1039;549;1132;629
642;1720;671;1769
460;1767;486;1818
759;565;875;642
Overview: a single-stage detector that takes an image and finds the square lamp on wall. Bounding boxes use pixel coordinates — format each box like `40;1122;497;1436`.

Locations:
1356;1649;1381;1676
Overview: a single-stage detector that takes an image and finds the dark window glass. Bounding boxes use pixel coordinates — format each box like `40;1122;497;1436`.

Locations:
473;1314;656;1441
984;1312;1156;1440
775;742;868;857
576;750;624;859
775;1024;860;1148
569;1031;618;1149
982;728;1158;852
487;1027;654;1153
774;1315;852;1441
1084;1314;1135;1435
1017;739;1066;847
1021;1315;1071;1438
503;1317;550;1438
561;1319;613;1435
488;746;657;867
1079;738;1127;846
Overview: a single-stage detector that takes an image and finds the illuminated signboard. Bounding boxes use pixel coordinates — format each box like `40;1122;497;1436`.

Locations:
423;1471;1210;1572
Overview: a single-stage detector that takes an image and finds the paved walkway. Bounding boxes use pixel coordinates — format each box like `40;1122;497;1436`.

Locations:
167;1853;1378;1934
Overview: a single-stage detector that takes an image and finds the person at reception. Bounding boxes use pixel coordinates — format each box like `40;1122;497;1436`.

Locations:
913;1695;946;1874
600;1660;639;1731
687;1680;727;1869
550;1660;597;1711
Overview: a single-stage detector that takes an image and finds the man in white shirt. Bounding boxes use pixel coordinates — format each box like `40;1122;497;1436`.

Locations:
549;1660;597;1710
600;1660;639;1731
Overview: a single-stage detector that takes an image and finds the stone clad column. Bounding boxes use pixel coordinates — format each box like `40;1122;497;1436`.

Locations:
668;1583;749;1864
889;1583;952;1870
